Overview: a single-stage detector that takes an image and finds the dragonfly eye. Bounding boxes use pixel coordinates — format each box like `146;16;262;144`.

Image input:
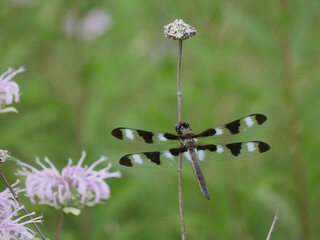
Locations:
175;121;191;133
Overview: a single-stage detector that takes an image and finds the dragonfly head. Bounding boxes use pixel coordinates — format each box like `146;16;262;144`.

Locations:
175;121;191;135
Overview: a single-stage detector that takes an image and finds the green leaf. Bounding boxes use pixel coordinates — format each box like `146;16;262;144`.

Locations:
0;107;19;114
62;207;81;216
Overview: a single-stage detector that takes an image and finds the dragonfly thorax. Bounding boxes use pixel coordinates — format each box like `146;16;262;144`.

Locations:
175;121;198;148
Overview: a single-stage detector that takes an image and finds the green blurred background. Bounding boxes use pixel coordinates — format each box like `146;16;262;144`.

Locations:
1;0;319;239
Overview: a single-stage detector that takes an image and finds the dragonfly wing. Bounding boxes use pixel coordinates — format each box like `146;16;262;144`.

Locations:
195;114;267;140
119;147;187;167
111;127;179;144
196;141;270;162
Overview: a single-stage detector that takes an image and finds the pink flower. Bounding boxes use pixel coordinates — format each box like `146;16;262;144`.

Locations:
0;182;22;219
16;151;121;215
64;9;112;41
0;67;25;113
0;67;24;105
0;207;42;240
0;183;42;240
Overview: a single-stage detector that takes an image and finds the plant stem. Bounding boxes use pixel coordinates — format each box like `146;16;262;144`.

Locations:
56;211;65;240
266;206;279;240
177;39;186;240
0;168;47;240
278;1;309;238
177;40;182;122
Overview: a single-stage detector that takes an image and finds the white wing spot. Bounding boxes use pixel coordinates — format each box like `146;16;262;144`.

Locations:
217;145;224;154
125;129;134;140
215;127;224;135
132;154;143;164
198;150;205;161
164;151;174;160
158;134;167;142
247;142;256;152
244;117;254;127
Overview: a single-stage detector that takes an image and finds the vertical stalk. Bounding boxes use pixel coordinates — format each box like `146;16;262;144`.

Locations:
177;40;183;122
177;39;186;240
0;168;47;240
278;1;309;239
56;211;65;240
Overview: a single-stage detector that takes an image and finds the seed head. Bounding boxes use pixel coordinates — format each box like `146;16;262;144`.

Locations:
164;19;197;40
0;150;10;163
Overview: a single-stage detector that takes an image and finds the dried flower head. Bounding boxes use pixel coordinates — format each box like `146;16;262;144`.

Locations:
164;19;197;40
16;151;121;215
0;150;10;163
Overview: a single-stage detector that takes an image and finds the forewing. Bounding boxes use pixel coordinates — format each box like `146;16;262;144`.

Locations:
111;127;179;144
195;114;267;140
119;147;187;167
196;141;271;162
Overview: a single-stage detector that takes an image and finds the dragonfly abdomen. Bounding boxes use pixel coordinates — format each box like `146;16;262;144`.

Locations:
187;148;210;200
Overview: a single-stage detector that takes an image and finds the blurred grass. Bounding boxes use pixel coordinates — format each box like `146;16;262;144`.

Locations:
1;0;320;239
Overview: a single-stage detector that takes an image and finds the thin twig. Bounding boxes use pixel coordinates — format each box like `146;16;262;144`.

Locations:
177;39;182;122
56;211;65;240
0;168;47;240
177;39;186;240
266;206;279;240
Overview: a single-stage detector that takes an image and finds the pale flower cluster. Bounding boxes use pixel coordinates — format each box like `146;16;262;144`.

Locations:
64;8;113;41
0;183;42;240
16;151;121;215
0;67;24;113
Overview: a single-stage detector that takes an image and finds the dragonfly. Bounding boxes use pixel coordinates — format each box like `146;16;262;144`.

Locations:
111;113;270;200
